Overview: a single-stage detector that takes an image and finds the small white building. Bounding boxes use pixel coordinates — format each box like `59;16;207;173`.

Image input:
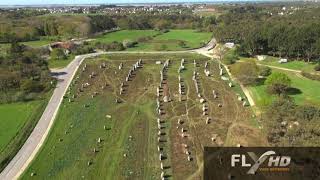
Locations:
257;55;266;61
279;58;288;64
224;42;235;49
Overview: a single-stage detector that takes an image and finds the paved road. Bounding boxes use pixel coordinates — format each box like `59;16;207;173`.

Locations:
0;47;211;180
0;40;219;180
0;53;103;180
0;37;257;180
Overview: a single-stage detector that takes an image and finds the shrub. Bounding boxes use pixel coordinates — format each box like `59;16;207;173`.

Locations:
222;49;239;65
94;41;125;51
122;39;138;48
21;80;45;93
231;61;259;86
259;66;272;77
178;40;187;48
154;44;167;51
137;36;153;43
314;64;320;71
51;48;67;60
73;46;94;55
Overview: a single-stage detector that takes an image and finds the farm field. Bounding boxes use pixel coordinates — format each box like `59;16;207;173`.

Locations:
22;53;265;179
94;30;212;51
0;99;49;171
248;69;320;109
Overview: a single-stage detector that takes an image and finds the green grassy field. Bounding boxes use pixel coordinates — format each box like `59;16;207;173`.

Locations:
255;56;317;73
248;69;320;109
22;53;264;179
21;39;53;48
94;30;212;51
48;55;75;69
0;98;49;171
95;30;159;44
0;102;41;151
0;39;53;50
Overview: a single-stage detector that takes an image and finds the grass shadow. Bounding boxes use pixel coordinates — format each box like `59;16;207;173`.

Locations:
255;78;266;86
287;87;302;95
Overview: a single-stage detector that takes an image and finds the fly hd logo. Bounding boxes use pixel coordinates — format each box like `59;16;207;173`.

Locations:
231;150;291;174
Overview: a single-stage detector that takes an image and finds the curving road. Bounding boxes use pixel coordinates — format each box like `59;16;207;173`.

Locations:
0;41;218;180
2;37;262;179
0;53;104;180
1;38;257;179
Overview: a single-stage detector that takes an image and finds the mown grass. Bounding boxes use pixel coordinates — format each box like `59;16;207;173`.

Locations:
95;30;159;44
0;95;50;171
0;38;53;51
21;39;53;48
0;102;41;151
255;56;317;73
94;29;212;51
248;69;320;109
148;29;212;50
48;55;75;69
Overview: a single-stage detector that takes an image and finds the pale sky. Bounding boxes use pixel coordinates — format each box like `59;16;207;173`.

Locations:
0;0;285;6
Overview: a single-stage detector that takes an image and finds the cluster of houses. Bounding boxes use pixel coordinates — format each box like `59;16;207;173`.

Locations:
22;4;193;15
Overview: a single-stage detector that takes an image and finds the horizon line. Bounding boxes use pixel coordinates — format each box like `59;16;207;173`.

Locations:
0;0;315;7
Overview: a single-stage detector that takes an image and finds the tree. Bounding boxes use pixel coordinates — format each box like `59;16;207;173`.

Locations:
9;41;25;56
216;46;226;62
259;66;272;77
265;72;291;96
89;15;116;33
222;50;238;65
51;48;67;60
232;61;259;86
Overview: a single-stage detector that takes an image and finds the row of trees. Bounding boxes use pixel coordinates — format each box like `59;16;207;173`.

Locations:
112;14;216;31
214;6;320;61
0;12;216;43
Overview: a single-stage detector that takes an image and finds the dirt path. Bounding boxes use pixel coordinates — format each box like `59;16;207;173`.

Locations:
256;63;302;73
194;47;256;107
0;40;217;180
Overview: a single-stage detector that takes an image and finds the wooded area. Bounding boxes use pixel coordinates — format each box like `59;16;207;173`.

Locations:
214;6;320;61
0;42;53;103
0;11;216;43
